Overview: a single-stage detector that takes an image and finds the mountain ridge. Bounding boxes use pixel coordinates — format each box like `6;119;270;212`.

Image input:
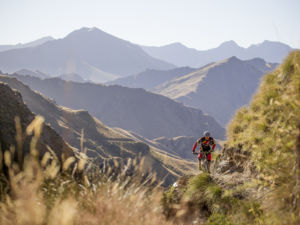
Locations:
0;36;54;52
155;56;278;125
107;66;197;90
142;40;294;67
8;74;226;140
14;69;51;79
0;74;201;185
0;27;175;83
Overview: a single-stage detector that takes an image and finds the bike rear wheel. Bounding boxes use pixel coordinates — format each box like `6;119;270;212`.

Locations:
201;153;209;173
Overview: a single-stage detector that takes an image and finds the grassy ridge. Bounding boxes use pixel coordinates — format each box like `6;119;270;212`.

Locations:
226;50;300;221
162;51;300;225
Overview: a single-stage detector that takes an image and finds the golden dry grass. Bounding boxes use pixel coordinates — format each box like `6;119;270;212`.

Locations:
0;115;175;225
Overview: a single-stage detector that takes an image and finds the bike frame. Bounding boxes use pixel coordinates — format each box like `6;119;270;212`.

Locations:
193;150;211;172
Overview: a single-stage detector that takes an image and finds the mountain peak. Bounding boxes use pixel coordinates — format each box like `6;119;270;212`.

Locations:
218;40;239;48
163;42;188;49
249;40;293;49
245;57;266;64
170;42;186;47
39;36;54;41
225;56;242;63
66;27;108;39
261;40;285;45
77;27;101;33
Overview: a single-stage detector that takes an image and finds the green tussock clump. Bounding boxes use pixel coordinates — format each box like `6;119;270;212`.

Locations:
225;51;300;224
162;173;238;223
162;173;264;224
184;173;221;212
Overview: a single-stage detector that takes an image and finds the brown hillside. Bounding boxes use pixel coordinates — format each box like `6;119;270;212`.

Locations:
0;82;74;163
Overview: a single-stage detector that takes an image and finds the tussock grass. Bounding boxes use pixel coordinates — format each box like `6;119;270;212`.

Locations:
162;51;300;225
162;172;264;225
206;213;232;225
223;51;300;224
0;116;173;225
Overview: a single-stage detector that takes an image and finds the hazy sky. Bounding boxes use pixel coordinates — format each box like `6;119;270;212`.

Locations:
1;0;300;49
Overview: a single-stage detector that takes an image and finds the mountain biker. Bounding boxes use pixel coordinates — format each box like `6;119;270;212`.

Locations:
192;131;216;172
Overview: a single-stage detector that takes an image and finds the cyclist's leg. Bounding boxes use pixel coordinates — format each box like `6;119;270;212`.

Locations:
198;153;203;170
207;153;212;173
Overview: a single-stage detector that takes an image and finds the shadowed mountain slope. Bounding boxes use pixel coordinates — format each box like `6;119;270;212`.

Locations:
155;57;278;125
0;82;74;162
0;27;174;82
0;75;200;185
9;74;225;140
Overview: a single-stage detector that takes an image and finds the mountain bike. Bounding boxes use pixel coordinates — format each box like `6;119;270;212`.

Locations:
193;151;211;173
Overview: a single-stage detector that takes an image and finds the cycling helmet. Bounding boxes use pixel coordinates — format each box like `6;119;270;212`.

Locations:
204;131;210;137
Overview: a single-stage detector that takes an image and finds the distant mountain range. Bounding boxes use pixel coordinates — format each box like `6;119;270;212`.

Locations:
9;74;225;140
13;69;86;83
0;36;54;52
109;56;278;126
58;73;85;82
155;57;278;125
14;69;51;79
141;40;294;67
0;27;174;83
0;27;294;84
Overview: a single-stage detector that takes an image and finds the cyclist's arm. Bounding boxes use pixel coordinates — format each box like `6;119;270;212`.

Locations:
211;139;216;151
192;140;199;153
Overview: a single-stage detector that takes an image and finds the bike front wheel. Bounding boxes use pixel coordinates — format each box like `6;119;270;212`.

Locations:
201;160;209;173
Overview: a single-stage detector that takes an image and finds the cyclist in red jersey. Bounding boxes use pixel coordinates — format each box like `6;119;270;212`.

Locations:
192;131;216;172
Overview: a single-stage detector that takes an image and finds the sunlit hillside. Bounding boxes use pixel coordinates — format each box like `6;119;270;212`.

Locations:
161;51;300;225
